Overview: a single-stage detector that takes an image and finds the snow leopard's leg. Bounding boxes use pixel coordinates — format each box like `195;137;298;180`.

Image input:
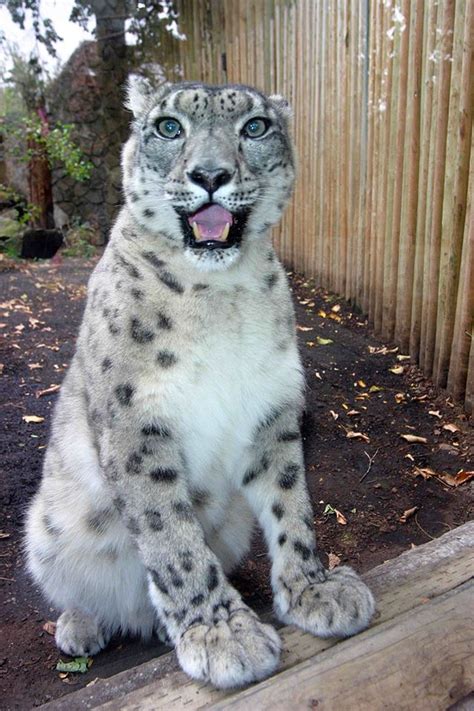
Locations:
240;404;375;638
105;411;280;689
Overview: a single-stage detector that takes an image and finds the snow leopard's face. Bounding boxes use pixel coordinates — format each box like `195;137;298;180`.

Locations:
122;79;295;271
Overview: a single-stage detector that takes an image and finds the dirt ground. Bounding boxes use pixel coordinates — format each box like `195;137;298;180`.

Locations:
1;256;473;709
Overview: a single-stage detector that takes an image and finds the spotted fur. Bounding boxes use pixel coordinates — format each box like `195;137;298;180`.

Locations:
25;79;374;691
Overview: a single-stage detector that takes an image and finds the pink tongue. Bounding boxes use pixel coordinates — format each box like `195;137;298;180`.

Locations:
188;204;233;240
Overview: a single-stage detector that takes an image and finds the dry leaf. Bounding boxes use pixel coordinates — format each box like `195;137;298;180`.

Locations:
400;434;427;444
328;313;342;322
28;362;43;370
357;379;367;388
355;393;370;401
331;304;341;313
442;423;460;434
413;466;436;480
395;393;406;403
428;410;442;419
347;409;360;416
43;621;57;636
296;325;313;332
437;470;474;488
317;310;327;318
389;365;404;375
369;385;383;393
328;553;341;570
36;384;60;398
329;410;339;421
22;415;45;424
347;431;370;443
405;453;415;462
396;354;411;361
335;509;347;525
400;506;419;523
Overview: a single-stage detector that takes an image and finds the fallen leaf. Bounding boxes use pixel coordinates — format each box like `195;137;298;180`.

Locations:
328;312;342;322
396;354;411;361
400;506;419;523
389;365;404;375
56;657;93;674
355;393;370;400
328;553;341;570
323;503;336;516
413;466;436;480
429;410;442;419
347;409;360;416
357;379;367;388
22;415;45;424
405;453;415;462
0;363;4;375
316;336;333;346
335;509;347;525
329;410;339;421
296;325;313;332
395;393;406;403
43;621;56;636
443;423;460;434
317;310;327;318
400;434;427;444
369;385;383;393
437;470;474;488
28;362;43;370
331;304;341;313
346;431;370;443
36;384;60;398
0;532;11;539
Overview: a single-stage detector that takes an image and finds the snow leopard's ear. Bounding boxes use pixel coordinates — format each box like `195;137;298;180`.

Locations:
125;75;172;119
125;75;154;117
269;94;293;123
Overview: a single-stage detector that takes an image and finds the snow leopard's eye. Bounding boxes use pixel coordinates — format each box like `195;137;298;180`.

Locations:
155;117;183;139
242;118;270;139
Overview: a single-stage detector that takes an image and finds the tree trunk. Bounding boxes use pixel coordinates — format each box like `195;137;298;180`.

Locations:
28;107;54;229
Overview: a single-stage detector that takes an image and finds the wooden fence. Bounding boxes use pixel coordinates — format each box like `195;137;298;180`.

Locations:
160;0;474;411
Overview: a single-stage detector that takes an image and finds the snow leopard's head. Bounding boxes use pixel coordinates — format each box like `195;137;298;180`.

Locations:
122;78;295;271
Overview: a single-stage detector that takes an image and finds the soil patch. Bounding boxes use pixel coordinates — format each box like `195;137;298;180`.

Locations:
1;258;472;709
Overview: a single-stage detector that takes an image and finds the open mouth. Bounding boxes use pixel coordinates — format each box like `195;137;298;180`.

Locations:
178;204;249;250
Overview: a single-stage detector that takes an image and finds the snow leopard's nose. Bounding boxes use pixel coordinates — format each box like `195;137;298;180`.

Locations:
187;167;233;195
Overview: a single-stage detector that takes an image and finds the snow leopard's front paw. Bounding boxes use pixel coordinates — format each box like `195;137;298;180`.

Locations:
276;565;375;638
55;609;109;657
176;608;281;689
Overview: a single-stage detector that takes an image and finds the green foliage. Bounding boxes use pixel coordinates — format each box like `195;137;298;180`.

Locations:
2;116;93;182
62;221;97;258
0;183;40;258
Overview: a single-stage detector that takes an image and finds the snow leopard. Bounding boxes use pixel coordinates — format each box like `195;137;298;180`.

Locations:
25;78;375;689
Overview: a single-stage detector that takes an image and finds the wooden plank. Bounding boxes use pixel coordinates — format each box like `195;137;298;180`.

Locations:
44;523;474;710
213;580;474;711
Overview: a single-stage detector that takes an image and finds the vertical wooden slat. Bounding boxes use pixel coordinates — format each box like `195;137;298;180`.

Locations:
395;0;424;351
410;0;440;361
422;0;456;375
447;126;474;402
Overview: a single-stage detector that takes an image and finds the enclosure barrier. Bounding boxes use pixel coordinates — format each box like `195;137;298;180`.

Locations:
156;0;474;411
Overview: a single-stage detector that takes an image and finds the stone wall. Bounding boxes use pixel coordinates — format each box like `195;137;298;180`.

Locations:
48;42;126;242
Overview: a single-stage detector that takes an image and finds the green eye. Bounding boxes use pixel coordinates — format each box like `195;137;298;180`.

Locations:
156;117;183;139
242;118;269;138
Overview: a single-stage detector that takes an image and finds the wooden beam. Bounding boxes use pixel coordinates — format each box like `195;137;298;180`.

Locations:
43;522;474;710
213;580;474;711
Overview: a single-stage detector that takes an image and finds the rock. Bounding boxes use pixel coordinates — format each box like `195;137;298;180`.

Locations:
21;229;63;259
